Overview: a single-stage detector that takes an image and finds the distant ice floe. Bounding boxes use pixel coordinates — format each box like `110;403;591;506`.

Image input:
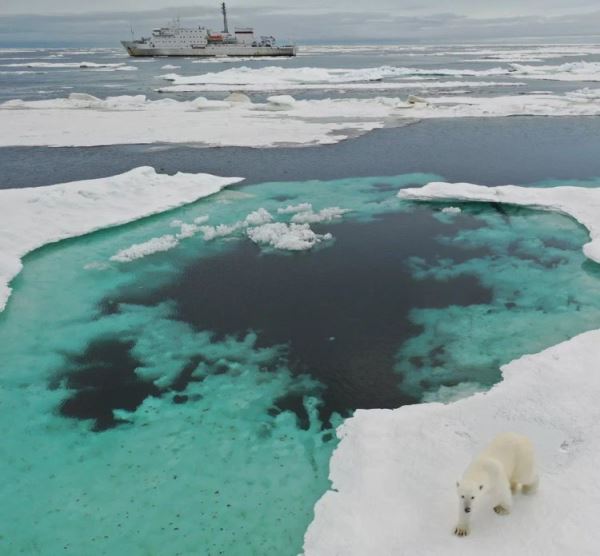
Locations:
160;64;181;70
403;88;600;118
0;61;137;71
0;92;407;148
157;65;520;92
0;167;242;311
399;181;600;263
304;327;600;554
510;61;600;82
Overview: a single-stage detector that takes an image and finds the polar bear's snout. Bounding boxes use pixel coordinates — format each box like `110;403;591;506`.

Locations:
464;506;471;514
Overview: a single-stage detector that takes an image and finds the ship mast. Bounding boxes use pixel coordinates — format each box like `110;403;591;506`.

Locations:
221;2;229;33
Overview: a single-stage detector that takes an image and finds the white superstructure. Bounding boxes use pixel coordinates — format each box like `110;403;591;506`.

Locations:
121;3;296;57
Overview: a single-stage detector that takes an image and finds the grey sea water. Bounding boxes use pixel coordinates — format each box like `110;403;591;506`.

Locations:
2;42;600;555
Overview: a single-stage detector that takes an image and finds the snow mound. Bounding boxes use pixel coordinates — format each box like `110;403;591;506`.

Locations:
399;181;600;263
0;167;243;311
304;328;600;554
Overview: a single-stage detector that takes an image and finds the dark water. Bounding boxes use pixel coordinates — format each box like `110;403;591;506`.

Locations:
2;117;600;189
88;209;491;429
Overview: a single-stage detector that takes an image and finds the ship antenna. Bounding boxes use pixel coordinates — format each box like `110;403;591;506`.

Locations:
221;2;229;33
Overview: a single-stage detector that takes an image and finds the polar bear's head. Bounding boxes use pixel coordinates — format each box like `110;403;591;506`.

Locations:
456;479;486;515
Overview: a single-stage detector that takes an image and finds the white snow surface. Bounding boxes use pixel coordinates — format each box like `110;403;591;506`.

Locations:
0;93;405;147
399;181;600;263
304;328;600;555
0;167;242;311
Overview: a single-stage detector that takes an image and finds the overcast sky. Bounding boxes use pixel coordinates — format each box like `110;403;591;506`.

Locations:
2;1;600;46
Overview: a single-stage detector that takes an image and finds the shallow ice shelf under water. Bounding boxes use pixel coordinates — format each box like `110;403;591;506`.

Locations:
1;174;599;555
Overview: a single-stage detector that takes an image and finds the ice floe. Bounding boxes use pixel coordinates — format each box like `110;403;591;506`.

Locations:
511;61;600;82
0;61;137;71
0;93;405;147
399;181;600;263
402;88;600;118
157;65;519;92
0;167;242;311
304;327;600;554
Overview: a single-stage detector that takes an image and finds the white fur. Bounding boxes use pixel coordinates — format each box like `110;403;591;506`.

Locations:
454;432;538;536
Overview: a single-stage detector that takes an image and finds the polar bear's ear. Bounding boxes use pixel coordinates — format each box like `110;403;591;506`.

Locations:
479;485;484;490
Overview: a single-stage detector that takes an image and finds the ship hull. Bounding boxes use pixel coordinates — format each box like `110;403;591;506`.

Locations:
121;41;296;57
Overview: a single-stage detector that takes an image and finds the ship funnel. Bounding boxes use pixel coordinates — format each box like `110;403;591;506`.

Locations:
221;2;229;33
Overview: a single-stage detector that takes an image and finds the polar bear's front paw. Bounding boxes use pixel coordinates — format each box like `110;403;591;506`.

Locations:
454;525;470;537
494;504;510;515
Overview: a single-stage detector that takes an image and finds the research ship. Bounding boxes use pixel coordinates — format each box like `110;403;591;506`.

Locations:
121;2;296;57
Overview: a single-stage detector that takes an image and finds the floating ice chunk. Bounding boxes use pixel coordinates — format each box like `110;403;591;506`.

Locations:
441;206;461;214
0;167;243;311
407;94;428;105
400;181;600;264
244;208;274;226
198;222;244;241
290;207;350;224
110;234;180;262
193;215;209;224
161;64;181;70
277;203;313;215
247;222;332;251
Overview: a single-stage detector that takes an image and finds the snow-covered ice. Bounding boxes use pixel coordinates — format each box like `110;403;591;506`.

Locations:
0;167;242;311
401;88;600;118
399;181;600;263
0;61;137;71
304;328;600;555
0;93;406;148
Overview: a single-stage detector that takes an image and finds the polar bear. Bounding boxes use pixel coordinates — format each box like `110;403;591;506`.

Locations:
454;432;538;537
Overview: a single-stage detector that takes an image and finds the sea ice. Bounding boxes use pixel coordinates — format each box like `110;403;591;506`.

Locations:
0;94;406;147
399;181;600;263
0;167;242;311
304;328;600;554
